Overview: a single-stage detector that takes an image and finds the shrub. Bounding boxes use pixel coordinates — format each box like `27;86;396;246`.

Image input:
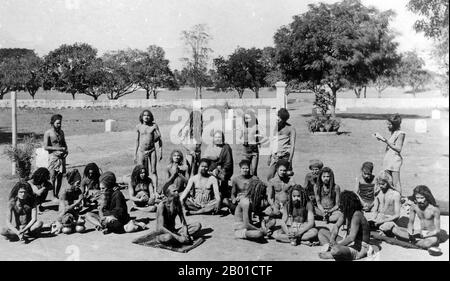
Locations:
3;136;40;180
307;115;341;133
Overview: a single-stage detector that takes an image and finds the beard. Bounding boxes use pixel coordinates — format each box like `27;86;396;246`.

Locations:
293;200;301;208
417;201;428;210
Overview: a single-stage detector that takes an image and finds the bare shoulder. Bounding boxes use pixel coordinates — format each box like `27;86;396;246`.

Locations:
208;175;219;185
335;184;341;191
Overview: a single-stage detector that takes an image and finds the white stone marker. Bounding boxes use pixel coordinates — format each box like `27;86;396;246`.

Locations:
35;147;49;168
431;109;441;120
105;119;118;132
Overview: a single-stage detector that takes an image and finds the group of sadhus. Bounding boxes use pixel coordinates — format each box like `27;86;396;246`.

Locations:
1;109;445;261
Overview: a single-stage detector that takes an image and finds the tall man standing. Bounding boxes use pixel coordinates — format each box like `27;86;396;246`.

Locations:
44;114;68;199
267;108;296;181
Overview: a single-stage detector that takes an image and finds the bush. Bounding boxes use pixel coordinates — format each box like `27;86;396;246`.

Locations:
3;136;40;180
307;115;341;133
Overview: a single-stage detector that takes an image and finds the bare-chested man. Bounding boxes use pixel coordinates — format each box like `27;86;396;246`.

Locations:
229;159;258;214
267;108;296;181
391;185;444;249
156;183;202;246
367;171;401;234
314;167;341;223
44;114;68;199
273;185;318;246
234;178;273;241
267;159;296;218
54;169;85;234
180;158;221;215
318;191;372;261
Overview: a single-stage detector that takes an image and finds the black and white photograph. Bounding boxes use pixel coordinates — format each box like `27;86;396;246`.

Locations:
0;0;448;265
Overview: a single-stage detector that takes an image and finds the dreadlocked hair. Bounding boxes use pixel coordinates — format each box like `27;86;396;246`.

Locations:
412;185;438;207
83;163;101;181
245;178;267;213
9;181;35;206
339;191;363;227
317;167;336;200
287;185;308;215
130;165;151;188
31;167;50;186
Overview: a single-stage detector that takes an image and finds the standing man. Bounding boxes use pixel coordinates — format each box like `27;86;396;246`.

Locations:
44;114;68;199
267;108;296;181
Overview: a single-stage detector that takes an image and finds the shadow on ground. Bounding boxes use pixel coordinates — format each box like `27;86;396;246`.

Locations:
0;127;43;145
300;113;429;120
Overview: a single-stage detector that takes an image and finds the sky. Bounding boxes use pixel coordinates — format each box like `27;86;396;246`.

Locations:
0;0;439;71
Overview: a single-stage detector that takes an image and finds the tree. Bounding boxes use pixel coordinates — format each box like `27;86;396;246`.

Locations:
181;24;213;99
43;43;98;100
399;51;432;96
213;47;268;98
274;0;400;116
132;45;176;99
0;48;36;99
24;55;45;99
408;0;449;96
99;49;139;100
173;69;187;87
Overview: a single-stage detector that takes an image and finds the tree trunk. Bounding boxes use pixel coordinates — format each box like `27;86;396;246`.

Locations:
93;95;98;101
255;88;259;99
363;86;367;98
377;91;382;98
146;89;150;99
238;89;244;99
153;90;158;99
72;93;76;100
354;88;361;98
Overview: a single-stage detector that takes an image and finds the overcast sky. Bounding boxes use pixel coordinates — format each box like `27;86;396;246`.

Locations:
0;0;438;70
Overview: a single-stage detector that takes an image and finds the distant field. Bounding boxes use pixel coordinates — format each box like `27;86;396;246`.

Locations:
0;86;445;101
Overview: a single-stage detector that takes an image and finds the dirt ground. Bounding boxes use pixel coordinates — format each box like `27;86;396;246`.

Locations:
0;96;448;261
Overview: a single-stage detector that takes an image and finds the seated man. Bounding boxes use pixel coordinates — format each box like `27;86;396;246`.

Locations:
85;172;147;234
234;178;274;242
273;185;318;246
80;162;101;208
156;183;202;246
180;158;221;216
318;191;372;261
367;171;401;234
128;165;160;212
266;159;296;218
53;169;85;234
28;167;53;212
1;182;43;242
355;162;377;212
304;159;323;203
314;167;341;223
229;159;259;215
390;185;445;249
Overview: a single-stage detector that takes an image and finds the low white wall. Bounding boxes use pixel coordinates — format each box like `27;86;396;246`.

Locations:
0;98;279;109
0;97;448;109
336;97;449;109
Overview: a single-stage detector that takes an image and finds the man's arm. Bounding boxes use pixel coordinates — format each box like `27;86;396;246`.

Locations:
180;177;194;203
407;205;416;235
280;204;290;234
134;130;140;161
314;184;325;213
21;207;38;234
65;193;83;211
155;125;163;160
329;185;341;212
211;177;221;212
383;133;405;154
338;213;361;246
288;127;296;163
267;182;275;206
231;178;238;202
5;208;20;236
241;200;259;231
296;203;315;237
